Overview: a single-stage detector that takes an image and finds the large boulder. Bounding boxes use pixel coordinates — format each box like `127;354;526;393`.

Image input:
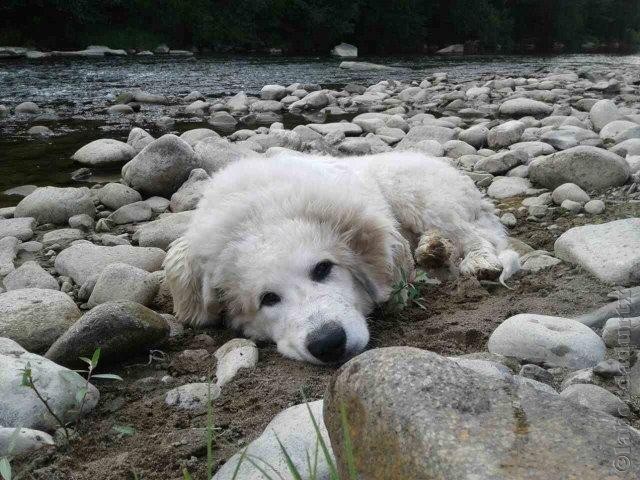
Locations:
529;146;629;190
555;218;640;285
54;241;165;285
0;337;99;431
213;400;333;480
324;347;640;480
71;139;135;166
0;289;81;352
121;134;199;197
45;301;169;367
15;187;96;225
499;98;553;118
487;314;606;369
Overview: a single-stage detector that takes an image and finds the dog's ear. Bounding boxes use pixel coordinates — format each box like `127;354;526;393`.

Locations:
164;236;222;327
342;214;414;304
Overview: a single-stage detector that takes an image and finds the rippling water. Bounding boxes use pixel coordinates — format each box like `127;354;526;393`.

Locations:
0;53;638;206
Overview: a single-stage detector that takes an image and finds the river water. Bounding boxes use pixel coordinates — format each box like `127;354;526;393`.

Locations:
0;53;638;205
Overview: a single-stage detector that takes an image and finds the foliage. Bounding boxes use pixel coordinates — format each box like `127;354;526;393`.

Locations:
1;0;639;53
387;270;429;312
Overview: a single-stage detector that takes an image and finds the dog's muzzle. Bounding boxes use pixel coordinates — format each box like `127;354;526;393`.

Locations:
306;321;347;363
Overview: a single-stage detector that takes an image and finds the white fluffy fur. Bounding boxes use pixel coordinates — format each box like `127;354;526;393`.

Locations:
164;151;518;363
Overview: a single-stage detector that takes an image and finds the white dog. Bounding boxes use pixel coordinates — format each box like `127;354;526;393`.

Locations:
164;152;518;364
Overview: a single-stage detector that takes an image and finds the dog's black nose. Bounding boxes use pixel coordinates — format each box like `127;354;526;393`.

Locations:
306;322;347;363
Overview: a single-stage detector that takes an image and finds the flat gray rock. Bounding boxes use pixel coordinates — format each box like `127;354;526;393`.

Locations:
560;384;628;417
97;183;142;210
71;139;135;166
15;187;96;225
133;211;193;250
324;347;640;480
0;426;54;456
0;337;99;430
602;316;640;347
487;176;531;199
0;288;80;352
488;313;606;369
165;383;221;411
554;218;640;285
54;241;165;284
529;146;629;190
45;301;169;367
499;98;553;118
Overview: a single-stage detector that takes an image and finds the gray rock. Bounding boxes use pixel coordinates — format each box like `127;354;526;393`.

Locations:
475;150;527;175
602;317;640;347
583;199;604;215
133;211;193;250
121;134;199;197
0;217;35;241
0;237;20;276
509;141;555;157
397;125;456;148
443;140;475;159
519;364;553;384
213;400;331;480
487;177;531;199
107;201;153;225
0;426;54;456
97;183;142;211
499;98;553;118
15;187;96;225
0;338;99;430
0;288;81;352
338;137;371;155
600;120;640;143
215;339;259;388
170;169;210;212
611;138;640;156
250;100;283;113
561;199;583;213
71;139;135;166
487;120;525;148
193;137;251;174
68;213;94;231
42;228;84;246
324;347;640;480
127;127;154;153
488;313;606;369
451;357;513;381
208;111;238;130
45;301;169;367
589;99;620;132
3;261;58;291
27;125;52;136
560;384;628;417
529;146;629;190
551;183;590;205
144;196;170;214
593;359;626;378
331;42;357;57
520;251;561;272
260;84;287;101
87;263;159;307
308;122;362;136
54;242;165;285
165;382;221;411
179;128;219;147
554;218;640;285
458;125;489;148
15;102;40;114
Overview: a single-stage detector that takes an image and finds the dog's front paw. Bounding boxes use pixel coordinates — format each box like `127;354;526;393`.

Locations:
459;250;502;281
415;231;455;269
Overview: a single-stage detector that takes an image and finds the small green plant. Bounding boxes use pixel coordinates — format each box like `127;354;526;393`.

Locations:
113;424;136;438
387;270;429;312
19;348;122;443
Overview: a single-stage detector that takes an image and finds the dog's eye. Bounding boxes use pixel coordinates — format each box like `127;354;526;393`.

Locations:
311;260;333;282
260;292;281;308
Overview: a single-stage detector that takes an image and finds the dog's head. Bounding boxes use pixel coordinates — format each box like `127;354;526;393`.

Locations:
165;156;414;364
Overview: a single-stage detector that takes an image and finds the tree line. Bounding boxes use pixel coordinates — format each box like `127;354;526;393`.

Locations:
1;0;639;54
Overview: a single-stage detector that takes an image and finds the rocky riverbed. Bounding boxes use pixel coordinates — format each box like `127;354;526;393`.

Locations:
1;62;640;479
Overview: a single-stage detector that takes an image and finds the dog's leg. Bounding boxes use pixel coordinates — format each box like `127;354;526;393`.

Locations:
414;230;456;270
459;237;503;281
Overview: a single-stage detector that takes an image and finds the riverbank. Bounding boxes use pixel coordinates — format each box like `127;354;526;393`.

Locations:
1;60;640;478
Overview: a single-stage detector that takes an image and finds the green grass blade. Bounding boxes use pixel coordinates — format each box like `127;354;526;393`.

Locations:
230;448;248;480
181;468;192;480
275;435;303;480
304;403;339;480
91;373;123;381
91;348;101;368
340;403;357;479
244;455;282;480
